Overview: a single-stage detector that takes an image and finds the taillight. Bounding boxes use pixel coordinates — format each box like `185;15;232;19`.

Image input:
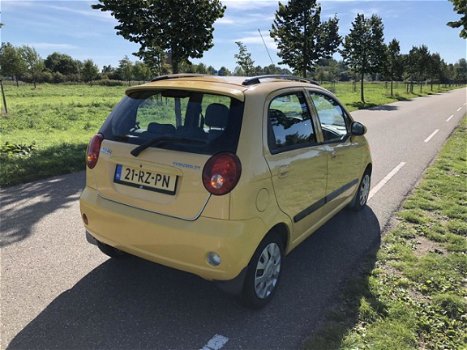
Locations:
202;153;242;195
86;134;104;169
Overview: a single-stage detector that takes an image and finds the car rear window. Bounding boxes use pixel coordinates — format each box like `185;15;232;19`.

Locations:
100;89;244;155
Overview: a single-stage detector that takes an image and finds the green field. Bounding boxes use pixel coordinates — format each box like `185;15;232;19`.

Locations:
305;117;467;350
0;81;461;186
0;84;125;186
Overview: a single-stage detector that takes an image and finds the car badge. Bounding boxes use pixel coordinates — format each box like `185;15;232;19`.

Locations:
101;147;112;156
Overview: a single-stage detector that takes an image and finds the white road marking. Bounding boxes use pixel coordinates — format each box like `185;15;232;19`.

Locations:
456;107;463;112
369;162;406;200
201;334;229;350
446;115;455;122
424;129;439;143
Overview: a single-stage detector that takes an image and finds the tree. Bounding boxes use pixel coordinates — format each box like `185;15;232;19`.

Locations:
384;39;403;97
447;0;467;38
118;56;133;85
234;41;255;76
196;63;208;74
428;53;443;90
18;46;44;88
455;58;467;83
406;45;431;92
92;0;225;74
44;52;79;76
207;65;217;75
132;61;151;81
0;43;26;87
341;14;386;103
218;66;231;76
82;59;99;83
270;0;340;78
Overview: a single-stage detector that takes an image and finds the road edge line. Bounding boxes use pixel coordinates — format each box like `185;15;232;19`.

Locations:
424;129;439;143
369;162;406;200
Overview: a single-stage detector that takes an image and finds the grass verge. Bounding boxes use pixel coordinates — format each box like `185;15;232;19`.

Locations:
304;117;467;350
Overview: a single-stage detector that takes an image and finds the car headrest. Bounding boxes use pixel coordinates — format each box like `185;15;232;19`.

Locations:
147;122;176;135
205;103;229;128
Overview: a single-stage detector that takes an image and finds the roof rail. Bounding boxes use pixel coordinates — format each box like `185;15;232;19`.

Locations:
242;75;320;86
151;73;205;82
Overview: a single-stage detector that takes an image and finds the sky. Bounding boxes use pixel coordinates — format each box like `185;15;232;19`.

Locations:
1;0;466;71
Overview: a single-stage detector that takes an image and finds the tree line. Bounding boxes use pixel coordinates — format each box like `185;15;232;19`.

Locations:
0;43;292;87
0;0;465;102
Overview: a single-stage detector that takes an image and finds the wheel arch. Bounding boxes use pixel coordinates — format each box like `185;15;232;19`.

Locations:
267;222;290;254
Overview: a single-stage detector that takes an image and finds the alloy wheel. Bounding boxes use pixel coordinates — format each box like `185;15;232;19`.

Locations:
254;242;281;299
359;174;370;206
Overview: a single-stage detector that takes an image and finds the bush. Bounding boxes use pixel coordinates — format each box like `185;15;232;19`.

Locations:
93;79;127;86
52;72;65;83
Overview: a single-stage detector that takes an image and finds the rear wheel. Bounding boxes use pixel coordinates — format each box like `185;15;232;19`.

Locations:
241;233;284;309
97;241;127;259
350;171;371;211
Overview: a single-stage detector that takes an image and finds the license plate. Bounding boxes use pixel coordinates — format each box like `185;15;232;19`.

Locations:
114;164;178;195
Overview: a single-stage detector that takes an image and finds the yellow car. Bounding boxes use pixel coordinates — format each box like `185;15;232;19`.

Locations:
80;74;372;308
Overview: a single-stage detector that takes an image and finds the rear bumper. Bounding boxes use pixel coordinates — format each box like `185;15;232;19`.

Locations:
79;187;265;281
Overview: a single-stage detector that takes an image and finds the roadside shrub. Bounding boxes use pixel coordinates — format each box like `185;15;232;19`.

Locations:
93;79;127;86
0;141;36;159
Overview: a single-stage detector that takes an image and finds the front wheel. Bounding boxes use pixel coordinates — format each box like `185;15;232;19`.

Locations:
241;233;284;309
349;171;371;211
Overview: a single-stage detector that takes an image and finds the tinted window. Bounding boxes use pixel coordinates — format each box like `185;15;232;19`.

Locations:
268;92;316;152
309;92;349;143
100;90;244;155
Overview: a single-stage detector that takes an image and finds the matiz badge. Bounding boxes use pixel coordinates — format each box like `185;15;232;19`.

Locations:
101;147;112;156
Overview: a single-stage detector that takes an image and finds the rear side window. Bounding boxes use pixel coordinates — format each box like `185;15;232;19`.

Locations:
268;92;316;153
100;90;244;155
309;92;350;143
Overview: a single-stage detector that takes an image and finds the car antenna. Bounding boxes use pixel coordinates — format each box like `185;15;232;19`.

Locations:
258;28;275;66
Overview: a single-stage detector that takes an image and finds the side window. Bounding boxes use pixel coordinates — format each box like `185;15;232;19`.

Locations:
309;92;349;143
268;92;316;152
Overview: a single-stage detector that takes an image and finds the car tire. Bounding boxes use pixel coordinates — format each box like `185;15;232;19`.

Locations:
97;240;127;259
241;232;284;309
349;170;371;211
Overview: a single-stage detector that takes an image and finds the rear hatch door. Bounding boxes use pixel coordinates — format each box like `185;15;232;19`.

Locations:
93;85;244;220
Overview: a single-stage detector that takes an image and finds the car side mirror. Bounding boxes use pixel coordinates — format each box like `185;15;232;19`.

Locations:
351;121;367;136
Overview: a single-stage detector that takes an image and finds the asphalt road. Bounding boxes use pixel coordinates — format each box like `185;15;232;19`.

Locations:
1;88;466;350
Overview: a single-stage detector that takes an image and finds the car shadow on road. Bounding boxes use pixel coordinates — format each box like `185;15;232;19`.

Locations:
368;105;399;111
7;207;380;350
0;172;85;247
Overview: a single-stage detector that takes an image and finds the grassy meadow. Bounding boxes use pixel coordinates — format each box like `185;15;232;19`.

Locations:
305;117;467;350
0;84;126;186
0;81;462;186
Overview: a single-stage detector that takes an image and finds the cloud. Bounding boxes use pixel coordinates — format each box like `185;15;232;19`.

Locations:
216;17;236;25
42;4;116;22
351;8;380;18
215;13;275;26
24;42;78;50
1;0;35;10
234;31;277;50
223;0;276;11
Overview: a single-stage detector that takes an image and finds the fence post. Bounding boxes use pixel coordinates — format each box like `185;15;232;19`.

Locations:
0;80;7;115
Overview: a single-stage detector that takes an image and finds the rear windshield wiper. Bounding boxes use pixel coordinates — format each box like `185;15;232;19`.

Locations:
131;136;206;157
113;134;130;141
